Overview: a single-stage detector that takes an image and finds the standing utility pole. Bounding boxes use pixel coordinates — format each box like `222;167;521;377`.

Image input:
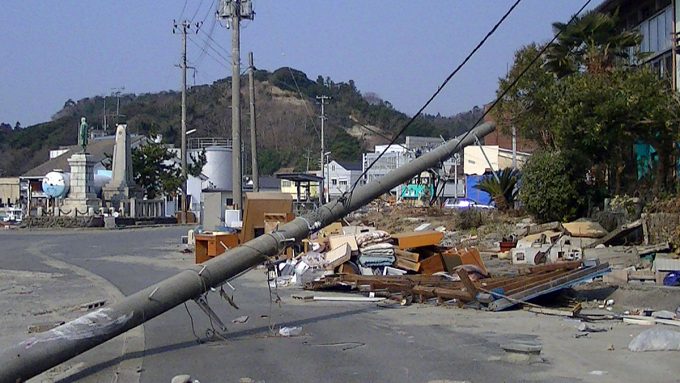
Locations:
111;87;125;123
219;0;254;212
103;97;107;132
316;95;330;204
174;20;196;223
248;51;259;192
511;125;517;170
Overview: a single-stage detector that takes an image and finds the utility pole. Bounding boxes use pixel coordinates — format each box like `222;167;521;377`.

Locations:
219;0;254;213
174;20;194;223
103;96;107;132
316;95;330;204
111;87;125;124
511;125;517;170
248;51;259;192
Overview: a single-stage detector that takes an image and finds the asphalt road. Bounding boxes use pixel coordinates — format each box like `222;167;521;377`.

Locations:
1;227;678;383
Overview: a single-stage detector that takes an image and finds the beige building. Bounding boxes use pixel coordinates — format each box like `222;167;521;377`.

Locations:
0;177;20;206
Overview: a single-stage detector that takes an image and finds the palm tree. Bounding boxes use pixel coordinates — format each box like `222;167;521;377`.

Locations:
544;10;642;77
474;167;520;211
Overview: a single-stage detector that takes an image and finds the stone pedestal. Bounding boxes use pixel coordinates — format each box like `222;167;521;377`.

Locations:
61;153;101;216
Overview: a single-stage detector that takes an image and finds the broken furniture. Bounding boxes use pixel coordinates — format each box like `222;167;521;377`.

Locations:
195;232;240;263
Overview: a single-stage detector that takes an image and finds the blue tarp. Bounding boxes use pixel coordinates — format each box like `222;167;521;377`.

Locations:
465;175;492;205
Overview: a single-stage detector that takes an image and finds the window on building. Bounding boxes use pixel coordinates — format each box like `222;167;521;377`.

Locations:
281;180;292;187
331;164;335;171
638;6;672;56
339;180;348;186
331;178;337;185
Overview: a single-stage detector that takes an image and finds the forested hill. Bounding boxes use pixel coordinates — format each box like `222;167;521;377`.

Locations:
0;67;483;176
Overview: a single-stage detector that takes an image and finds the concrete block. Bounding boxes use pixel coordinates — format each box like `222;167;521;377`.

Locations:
104;216;116;229
603;269;628;285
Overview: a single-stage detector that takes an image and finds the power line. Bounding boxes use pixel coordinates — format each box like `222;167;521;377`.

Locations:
286;66;320;136
187;35;230;70
200;0;217;24
428;0;594;202
194;10;218;67
199;25;232;59
348;0;525;196
178;0;188;21
189;0;205;22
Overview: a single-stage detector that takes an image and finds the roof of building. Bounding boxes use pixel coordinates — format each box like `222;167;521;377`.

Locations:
23;140;112;177
334;160;362;171
23;135;147;177
258;175;280;189
273;167;295;175
276;173;324;183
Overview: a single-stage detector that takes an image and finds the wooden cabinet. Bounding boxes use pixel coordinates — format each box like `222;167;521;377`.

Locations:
195;233;240;264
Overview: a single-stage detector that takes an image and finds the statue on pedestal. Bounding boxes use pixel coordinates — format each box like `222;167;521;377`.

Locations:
78;117;89;152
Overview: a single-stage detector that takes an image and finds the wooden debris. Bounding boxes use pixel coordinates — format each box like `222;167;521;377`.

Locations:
391;230;444;250
305;261;611;312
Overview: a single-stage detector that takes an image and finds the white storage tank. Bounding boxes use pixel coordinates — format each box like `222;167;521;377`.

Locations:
42;171;70;199
200;146;232;190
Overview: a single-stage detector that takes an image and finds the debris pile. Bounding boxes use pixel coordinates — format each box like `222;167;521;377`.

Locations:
305;260;610;311
502;218;680;287
261;208;679;311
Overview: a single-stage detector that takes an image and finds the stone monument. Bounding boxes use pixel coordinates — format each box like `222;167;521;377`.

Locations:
102;124;140;212
61;117;101;216
62;154;101;216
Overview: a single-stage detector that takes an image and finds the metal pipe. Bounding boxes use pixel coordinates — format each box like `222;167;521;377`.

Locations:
0;122;495;382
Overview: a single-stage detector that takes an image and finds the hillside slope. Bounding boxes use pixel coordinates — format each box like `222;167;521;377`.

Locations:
0;68;483;176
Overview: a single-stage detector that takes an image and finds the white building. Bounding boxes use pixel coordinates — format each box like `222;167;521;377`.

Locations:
362;136;463;199
326;160;363;199
463;145;531;175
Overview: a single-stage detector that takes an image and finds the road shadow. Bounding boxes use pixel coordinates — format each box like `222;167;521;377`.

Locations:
57;305;377;382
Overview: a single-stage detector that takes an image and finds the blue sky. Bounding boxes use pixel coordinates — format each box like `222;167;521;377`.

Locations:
1;1;599;127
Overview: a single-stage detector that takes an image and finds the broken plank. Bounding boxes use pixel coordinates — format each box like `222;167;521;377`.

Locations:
433;287;473;302
488;263;611;311
391;231;444;250
312;295;385;302
396;258;421;272
586;219;642;248
456;268;478;298
394;248;420;262
526;303;581;317
522;261;582;274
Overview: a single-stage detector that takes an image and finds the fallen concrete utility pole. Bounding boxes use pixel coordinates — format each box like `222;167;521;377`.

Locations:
0;122;495;382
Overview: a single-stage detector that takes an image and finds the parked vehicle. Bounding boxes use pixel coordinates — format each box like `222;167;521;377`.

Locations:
0;207;23;223
443;198;494;210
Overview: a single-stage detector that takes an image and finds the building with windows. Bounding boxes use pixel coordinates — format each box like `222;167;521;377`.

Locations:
326;160;362;199
362;135;468;200
597;0;679;88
